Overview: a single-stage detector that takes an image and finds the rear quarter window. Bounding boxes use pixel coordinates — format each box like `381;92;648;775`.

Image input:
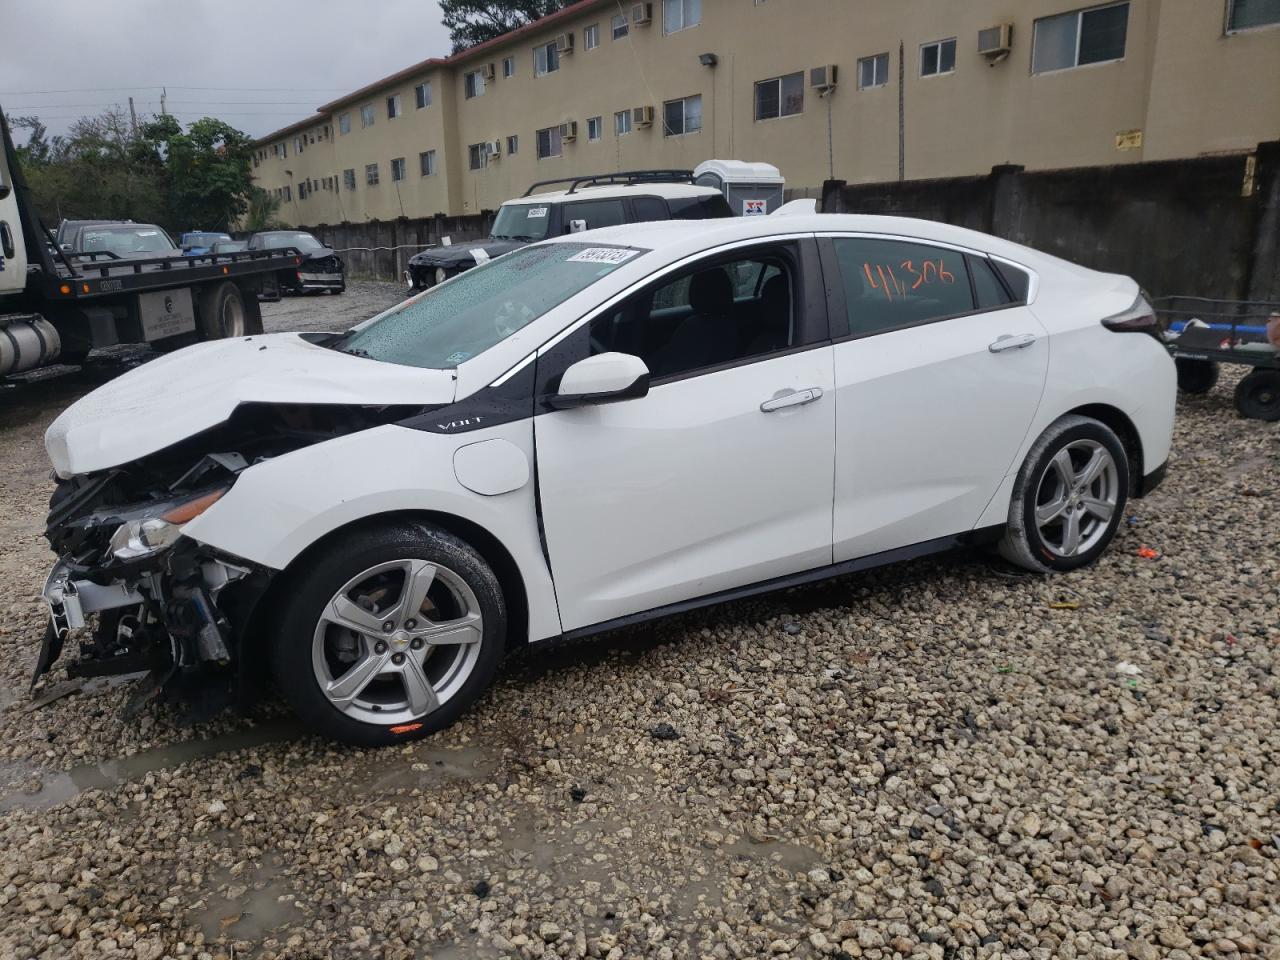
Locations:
668;194;733;220
991;260;1031;303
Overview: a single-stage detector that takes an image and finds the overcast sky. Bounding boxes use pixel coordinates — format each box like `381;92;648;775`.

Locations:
1;0;450;140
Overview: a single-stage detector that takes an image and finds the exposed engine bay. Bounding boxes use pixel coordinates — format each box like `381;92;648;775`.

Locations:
36;401;418;715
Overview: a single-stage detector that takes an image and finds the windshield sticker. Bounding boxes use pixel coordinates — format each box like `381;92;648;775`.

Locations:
566;247;639;265
526;206;548;219
446;351;471;364
470;248;492;265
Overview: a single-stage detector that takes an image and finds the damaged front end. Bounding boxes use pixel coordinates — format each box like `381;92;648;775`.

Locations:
36;402;417;716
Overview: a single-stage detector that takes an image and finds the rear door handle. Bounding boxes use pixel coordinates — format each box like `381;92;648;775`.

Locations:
761;387;823;413
989;333;1038;353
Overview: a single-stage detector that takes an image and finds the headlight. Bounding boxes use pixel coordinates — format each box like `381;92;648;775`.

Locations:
108;487;228;561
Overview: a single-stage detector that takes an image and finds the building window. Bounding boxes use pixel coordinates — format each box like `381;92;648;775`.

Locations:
415;82;432;108
294;136;302;153
343;168;356;190
360;103;375;128
365;163;379;186
419;150;436;176
338;112;351;135
281;142;288;158
754;72;804;120
503;56;515;77
612;13;629;39
469;143;488;170
283;185;291;202
534;41;560;76
614;109;632;135
1228;0;1280;30
1032;3;1130;73
387;94;401;119
858;52;890;89
920;38;957;77
536;125;563;159
662;94;702;136
464;70;486;98
391;157;406;181
663;0;701;34
584;23;600;49
506;134;519;155
586;116;603;141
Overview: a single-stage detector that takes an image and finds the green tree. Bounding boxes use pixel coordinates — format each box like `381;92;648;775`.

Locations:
142;115;256;231
440;0;571;51
243;186;283;232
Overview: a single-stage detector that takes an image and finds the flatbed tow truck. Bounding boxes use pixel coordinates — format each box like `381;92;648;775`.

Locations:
0;105;300;379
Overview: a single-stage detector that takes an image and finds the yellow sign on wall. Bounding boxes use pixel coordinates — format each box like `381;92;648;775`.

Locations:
1115;130;1144;151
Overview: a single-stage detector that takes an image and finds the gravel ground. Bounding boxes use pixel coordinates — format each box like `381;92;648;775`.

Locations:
0;290;1275;959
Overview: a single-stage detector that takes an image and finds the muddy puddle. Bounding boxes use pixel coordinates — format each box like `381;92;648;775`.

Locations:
192;853;301;945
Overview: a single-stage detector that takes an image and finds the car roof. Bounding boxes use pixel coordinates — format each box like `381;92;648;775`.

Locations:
503;182;722;205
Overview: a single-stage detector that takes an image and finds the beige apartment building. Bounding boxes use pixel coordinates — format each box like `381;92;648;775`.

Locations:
252;0;1280;225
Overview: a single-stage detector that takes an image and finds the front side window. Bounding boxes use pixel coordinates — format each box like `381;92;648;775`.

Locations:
338;112;351;135
1033;2;1130;73
663;0;701;34
563;198;626;231
586;116;603;141
391;157;406;181
614;109;632;135
365;163;379;186
339;243;642;370
468;143;488;170
663;94;703;136
503;56;515;77
858;52;890;89
754;72;804;120
920;38;957;76
584;23;600;48
343;168;356;190
612;13;629;38
464;71;486;98
415;82;432;108
387;94;401;119
360;104;375;128
537;125;563;158
587;247;796;381
534;41;560;76
1228;0;1280;30
420;150;436;176
831;237;977;337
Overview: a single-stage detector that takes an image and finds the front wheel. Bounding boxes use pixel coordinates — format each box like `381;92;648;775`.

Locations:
999;415;1130;573
271;522;506;746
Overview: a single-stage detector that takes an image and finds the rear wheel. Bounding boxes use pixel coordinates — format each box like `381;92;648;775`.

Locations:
999;415;1129;573
271;522;506;746
196;281;259;340
1175;358;1219;395
1234;369;1280;421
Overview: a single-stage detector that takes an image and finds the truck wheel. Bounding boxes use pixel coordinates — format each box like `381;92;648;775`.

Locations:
197;281;250;340
1234;369;1280;421
1175;358;1218;394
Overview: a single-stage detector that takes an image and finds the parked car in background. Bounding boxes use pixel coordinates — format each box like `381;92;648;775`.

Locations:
180;231;233;256
406;170;732;292
54;219;129;252
70;223;180;260
211;239;249;254
39;213;1175;745
248;230;345;295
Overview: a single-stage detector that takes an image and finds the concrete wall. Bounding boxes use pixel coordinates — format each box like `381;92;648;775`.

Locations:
304;213;495;282
822;141;1280;301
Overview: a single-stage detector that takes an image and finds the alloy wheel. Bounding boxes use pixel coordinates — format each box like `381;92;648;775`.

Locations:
1034;439;1120;558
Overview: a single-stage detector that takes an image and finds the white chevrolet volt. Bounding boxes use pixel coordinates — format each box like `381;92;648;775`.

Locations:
39;214;1175;744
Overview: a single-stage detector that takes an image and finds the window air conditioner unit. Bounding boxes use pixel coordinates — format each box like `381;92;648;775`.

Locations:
481;62;496;81
978;23;1013;57
559;120;578;141
487;139;502;158
632;105;654;127
556;32;574;54
810;64;838;91
631;3;653;25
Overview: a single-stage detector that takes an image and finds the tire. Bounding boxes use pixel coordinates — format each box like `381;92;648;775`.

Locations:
196;280;249;340
1234;369;1280;421
1175;358;1219;395
270;522;506;747
999;415;1130;573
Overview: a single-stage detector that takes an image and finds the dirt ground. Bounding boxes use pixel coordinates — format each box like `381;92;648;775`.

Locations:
0;286;1275;959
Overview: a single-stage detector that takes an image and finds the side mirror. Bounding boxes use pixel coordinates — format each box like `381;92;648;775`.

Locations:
548;352;649;409
567;219;588;234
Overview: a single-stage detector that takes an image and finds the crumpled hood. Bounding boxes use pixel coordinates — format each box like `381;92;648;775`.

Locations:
46;333;456;477
409;239;526;269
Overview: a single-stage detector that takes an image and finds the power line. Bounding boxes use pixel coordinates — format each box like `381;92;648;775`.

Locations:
0;84;348;95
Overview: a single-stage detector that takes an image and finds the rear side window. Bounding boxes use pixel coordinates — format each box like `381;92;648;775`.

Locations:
967;255;1014;310
831;237;975;336
668;194;733;220
563;199;626;231
991;260;1031;303
632;196;669;223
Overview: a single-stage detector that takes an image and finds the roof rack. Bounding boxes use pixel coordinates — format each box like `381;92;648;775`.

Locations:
521;169;695;198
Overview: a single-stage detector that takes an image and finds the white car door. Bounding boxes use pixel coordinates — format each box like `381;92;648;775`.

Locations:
535;240;836;632
822;235;1048;562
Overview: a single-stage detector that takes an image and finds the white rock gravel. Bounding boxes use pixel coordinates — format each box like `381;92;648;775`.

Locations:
0;304;1275;959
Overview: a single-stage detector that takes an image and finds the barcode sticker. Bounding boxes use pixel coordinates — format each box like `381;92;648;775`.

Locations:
566;247;639;265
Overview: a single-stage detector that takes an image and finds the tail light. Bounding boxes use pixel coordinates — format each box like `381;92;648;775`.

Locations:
1102;295;1162;341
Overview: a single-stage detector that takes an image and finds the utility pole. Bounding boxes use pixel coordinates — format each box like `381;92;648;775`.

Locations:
160;87;167;117
128;96;138;136
898;41;906;182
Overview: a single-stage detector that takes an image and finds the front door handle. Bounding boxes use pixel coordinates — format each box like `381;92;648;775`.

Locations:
761;387;823;413
989;333;1038;353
